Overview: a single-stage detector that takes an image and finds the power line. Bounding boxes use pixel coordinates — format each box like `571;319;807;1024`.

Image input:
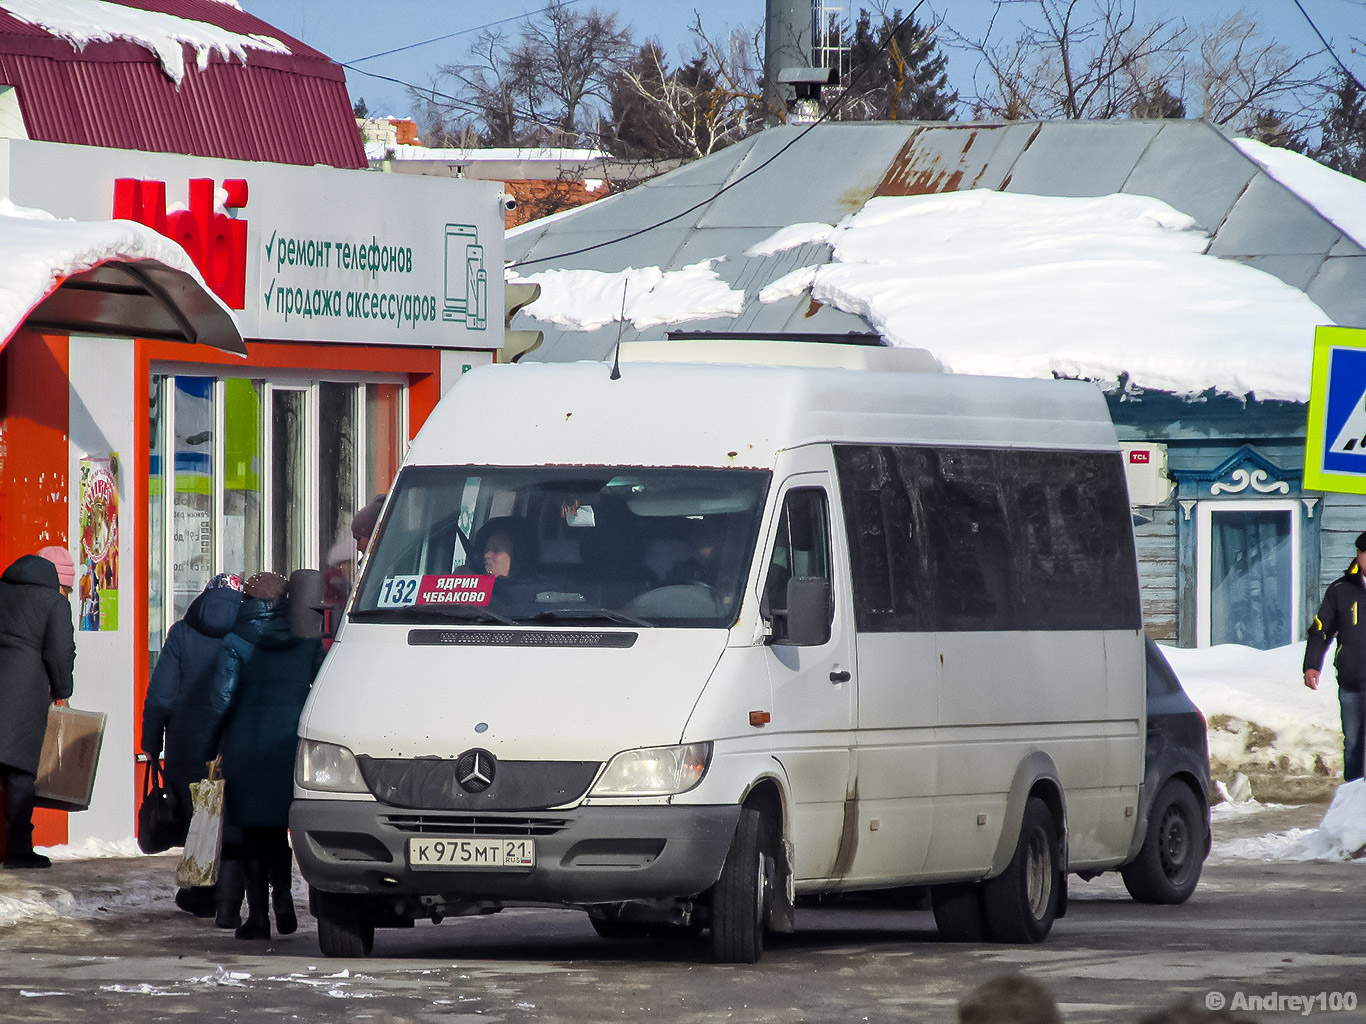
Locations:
509;1;927;269
342;1;588;65
1288;0;1366;92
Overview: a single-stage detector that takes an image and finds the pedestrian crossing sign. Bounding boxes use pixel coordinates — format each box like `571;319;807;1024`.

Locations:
1305;326;1366;495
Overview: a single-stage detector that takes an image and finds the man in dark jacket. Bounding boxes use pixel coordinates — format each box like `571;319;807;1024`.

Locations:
211;572;323;939
1303;531;1366;782
0;554;76;869
141;573;242;920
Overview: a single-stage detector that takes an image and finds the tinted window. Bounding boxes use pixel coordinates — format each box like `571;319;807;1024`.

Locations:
835;445;1140;632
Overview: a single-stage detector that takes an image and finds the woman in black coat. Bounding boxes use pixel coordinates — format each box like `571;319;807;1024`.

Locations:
141;573;242;921
211;573;323;939
0;554;75;869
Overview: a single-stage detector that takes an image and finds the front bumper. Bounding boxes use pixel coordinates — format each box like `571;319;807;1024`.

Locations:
290;798;741;904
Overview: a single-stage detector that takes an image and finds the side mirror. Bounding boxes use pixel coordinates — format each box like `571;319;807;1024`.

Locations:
782;576;832;647
288;569;329;639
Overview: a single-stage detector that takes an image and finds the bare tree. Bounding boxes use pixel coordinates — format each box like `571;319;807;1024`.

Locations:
513;0;633;144
1194;13;1327;135
415;0;634;149
609;19;768;160
953;0;1188;120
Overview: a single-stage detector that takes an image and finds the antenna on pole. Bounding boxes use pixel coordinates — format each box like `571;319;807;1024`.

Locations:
609;277;628;381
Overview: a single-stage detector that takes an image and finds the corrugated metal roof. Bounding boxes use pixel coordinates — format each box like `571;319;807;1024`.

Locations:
0;0;364;168
507;119;1366;362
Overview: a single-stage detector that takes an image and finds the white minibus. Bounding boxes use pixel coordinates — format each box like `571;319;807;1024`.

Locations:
291;342;1172;961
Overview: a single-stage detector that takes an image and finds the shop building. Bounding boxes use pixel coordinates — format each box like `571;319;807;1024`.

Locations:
0;137;504;848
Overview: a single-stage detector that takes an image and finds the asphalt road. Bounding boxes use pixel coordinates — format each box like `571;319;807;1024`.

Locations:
0;803;1361;1024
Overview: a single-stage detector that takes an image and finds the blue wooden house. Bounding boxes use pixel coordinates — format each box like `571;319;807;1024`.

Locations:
506;120;1366;649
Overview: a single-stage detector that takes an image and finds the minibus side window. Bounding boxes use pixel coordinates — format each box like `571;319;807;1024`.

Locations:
763;488;832;642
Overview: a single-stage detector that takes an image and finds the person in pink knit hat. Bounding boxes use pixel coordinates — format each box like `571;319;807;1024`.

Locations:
36;546;75;598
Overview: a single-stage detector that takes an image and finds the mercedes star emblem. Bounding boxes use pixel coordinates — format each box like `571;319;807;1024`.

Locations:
455;748;496;793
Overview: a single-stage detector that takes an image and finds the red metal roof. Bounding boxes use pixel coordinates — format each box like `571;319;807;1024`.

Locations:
0;0;366;168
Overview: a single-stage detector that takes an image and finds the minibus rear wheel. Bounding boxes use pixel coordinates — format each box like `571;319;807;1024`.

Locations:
315;890;375;958
982;797;1060;943
710;807;770;963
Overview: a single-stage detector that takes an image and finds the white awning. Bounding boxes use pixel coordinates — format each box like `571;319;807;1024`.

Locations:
1;198;245;354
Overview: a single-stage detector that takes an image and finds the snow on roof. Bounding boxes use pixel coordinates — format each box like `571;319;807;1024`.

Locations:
512;260;744;331
0;197;233;346
516;189;1329;402
0;0;291;85
1234;137;1366;250
366;143;605;163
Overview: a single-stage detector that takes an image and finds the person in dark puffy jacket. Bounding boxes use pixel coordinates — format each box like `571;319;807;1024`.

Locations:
211;572;323;940
1304;531;1366;782
141;573;242;921
0;553;75;870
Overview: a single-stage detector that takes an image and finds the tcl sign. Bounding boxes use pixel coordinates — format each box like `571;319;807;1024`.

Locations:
113;177;248;309
1129;449;1151;464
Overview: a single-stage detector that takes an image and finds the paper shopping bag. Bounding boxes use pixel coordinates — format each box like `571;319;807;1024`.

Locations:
176;764;225;888
35;704;107;812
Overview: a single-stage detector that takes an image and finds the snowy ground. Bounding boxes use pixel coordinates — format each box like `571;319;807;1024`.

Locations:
2;640;1359;933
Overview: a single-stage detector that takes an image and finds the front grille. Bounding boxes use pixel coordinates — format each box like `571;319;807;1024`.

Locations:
382;813;570;837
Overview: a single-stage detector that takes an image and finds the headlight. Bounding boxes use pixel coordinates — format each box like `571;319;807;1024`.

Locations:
589;742;712;797
297;739;368;793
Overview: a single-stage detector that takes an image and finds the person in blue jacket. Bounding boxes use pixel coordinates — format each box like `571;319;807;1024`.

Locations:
141;573;242;922
211;572;324;940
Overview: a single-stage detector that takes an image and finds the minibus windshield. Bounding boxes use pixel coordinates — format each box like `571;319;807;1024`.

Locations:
351;466;772;628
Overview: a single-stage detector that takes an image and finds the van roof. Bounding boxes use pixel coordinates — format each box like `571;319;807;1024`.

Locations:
408;360;1119;470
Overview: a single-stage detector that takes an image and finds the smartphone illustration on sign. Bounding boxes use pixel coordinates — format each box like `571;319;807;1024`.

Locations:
443;224;487;330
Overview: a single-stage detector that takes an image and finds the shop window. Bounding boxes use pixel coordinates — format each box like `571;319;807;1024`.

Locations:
270;387;308;575
223;379;264;581
319;383;360;568
172;377;216;621
148;375;168;663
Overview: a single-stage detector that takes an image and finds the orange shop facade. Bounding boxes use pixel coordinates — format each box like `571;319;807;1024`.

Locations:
0;138;505;848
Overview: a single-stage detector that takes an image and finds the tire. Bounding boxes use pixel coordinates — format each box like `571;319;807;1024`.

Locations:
931;883;987;942
982;797;1061;944
710;807;769;963
314;890;375;958
1122;781;1206;905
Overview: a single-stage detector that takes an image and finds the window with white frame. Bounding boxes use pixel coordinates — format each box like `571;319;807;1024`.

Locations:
1196;499;1300;649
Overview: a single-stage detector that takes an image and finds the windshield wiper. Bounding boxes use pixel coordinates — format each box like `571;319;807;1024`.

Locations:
530;607;651;628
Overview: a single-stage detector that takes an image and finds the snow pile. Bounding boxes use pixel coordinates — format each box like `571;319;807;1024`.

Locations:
512;259;744;331
0;197;221;349
1234;138;1366;249
1160;641;1343;777
1216;779;1366;862
751;191;1326;401
0;0;291;85
37;836;143;861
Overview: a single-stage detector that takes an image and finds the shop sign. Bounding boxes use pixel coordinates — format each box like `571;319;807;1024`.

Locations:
0;139;505;349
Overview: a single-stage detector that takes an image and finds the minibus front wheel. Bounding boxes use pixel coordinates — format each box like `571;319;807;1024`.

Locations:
709;807;773;963
314;889;376;958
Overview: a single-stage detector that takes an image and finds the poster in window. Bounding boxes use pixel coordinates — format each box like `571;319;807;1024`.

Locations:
78;454;120;632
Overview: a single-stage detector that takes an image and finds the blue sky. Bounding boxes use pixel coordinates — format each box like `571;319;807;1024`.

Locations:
236;0;1366;122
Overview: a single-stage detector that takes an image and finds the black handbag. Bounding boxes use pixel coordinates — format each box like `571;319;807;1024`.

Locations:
137;760;186;854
